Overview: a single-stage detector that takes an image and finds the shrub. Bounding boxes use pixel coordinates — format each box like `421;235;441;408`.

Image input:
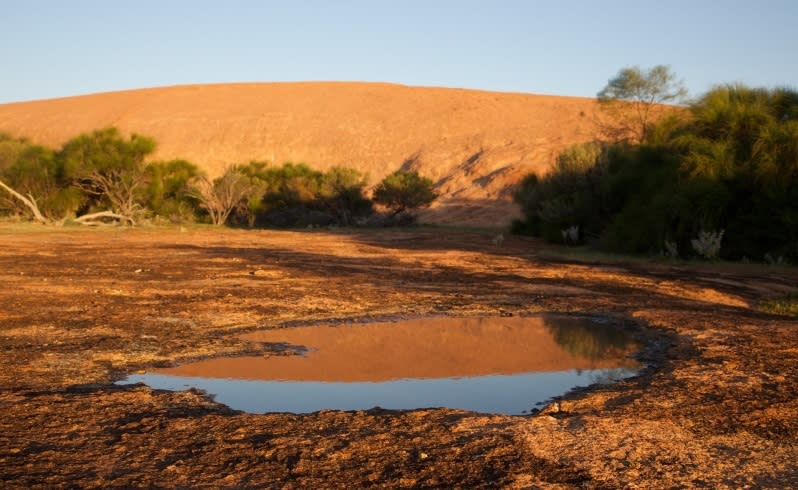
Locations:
514;84;798;262
513;142;609;244
231;162;374;227
373;170;437;218
144;159;201;223
1;138;83;220
318;167;373;225
232;162;324;227
663;240;679;258
691;230;724;260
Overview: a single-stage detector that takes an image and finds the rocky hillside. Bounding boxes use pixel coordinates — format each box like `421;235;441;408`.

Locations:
0;83;603;226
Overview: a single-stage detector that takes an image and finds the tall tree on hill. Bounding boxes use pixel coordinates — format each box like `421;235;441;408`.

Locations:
597;65;687;143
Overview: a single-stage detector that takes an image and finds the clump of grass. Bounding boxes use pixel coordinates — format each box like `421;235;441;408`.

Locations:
760;293;798;317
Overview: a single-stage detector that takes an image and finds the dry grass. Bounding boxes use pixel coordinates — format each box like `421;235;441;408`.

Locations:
760;292;798;317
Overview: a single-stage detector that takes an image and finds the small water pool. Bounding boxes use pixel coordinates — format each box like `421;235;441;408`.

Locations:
119;315;642;415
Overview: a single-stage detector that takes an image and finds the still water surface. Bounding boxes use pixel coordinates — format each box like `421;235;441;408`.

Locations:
120;315;641;415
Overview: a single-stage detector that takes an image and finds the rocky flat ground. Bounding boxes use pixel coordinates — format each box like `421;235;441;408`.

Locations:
0;226;796;488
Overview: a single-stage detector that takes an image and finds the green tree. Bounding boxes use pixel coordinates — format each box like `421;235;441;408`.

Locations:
0;136;82;222
512;142;609;243
516;83;798;261
598;65;686;143
373;170;437;217
254;162;328;226
259;163;324;210
234;162;375;227
0;133;29;173
59;127;156;223
319;167;373;225
675;85;798;259
144;159;200;222
232;160;271;226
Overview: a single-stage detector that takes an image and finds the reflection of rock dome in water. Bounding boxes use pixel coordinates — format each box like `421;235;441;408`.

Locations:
119;315;642;414
156;315;640;382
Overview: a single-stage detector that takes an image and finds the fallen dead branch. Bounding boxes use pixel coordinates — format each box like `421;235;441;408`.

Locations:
72;210;135;226
0;179;49;224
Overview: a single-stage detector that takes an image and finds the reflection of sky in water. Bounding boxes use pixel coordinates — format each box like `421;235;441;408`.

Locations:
119;316;642;414
122;367;638;415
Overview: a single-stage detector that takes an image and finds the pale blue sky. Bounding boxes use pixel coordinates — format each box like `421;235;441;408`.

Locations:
1;1;796;103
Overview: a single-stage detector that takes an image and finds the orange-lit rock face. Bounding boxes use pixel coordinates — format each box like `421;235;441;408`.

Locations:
155;316;639;382
0;82;609;226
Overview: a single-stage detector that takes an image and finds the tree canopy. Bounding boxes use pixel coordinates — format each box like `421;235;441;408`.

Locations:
62;128;157;223
373;170;437;216
0;128;158;223
515;83;798;262
597;65;687;143
0;130;389;227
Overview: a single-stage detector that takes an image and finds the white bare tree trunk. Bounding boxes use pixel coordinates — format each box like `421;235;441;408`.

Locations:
0;179;49;224
189;171;252;226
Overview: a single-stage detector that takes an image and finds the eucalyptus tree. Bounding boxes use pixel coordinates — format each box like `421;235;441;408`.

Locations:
60;127;156;224
597;65;687;143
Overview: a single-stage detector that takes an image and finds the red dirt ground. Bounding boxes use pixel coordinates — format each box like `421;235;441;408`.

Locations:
1;226;796;488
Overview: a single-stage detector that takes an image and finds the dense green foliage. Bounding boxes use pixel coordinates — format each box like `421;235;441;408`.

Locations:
512;142;609;243
0;138;80;219
144;159;201;223
0;128;432;227
317;166;374;225
373;170;437;217
0;128;160;221
230;162;373;227
62;128;157;218
515;85;798;262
